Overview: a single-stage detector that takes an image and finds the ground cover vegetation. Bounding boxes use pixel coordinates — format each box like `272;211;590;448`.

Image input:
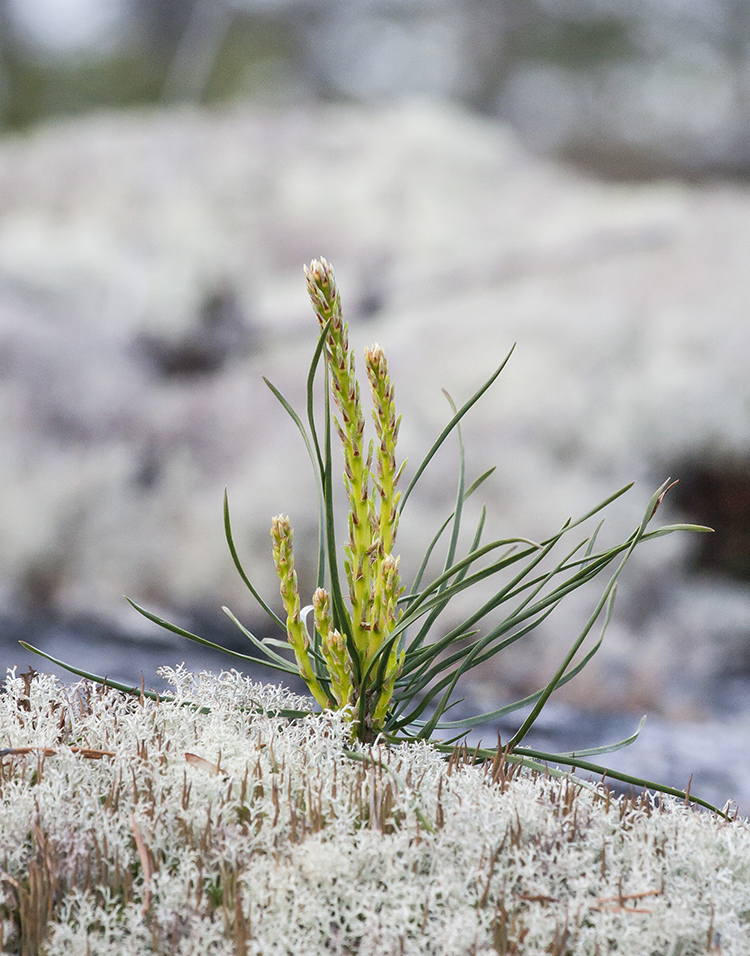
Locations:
1;668;749;955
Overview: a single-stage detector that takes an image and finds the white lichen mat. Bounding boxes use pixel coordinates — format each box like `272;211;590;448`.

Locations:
1;667;748;955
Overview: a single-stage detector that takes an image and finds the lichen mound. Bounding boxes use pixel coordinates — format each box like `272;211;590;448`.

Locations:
1;668;748;955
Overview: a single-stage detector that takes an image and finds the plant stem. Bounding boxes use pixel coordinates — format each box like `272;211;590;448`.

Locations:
271;514;329;708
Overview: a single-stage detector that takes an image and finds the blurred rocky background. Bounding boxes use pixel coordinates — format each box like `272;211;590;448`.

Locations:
5;0;750;177
1;0;750;810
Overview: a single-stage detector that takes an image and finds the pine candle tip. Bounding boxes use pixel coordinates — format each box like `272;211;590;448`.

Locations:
271;514;291;533
313;587;330;607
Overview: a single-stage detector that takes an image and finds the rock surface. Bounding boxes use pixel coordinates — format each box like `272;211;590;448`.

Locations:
1;101;750;752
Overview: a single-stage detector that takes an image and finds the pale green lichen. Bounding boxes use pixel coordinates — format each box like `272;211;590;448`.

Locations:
1;667;748;955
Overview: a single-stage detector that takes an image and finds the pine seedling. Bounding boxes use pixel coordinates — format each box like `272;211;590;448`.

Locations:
24;258;723;813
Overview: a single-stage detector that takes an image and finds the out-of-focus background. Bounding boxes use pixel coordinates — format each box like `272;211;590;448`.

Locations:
5;0;750;177
2;0;750;809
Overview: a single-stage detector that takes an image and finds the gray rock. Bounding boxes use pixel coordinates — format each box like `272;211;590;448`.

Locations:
1;101;749;739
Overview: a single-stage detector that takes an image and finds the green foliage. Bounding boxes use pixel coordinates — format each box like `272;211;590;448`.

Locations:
24;258;721;814
0;17;290;132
